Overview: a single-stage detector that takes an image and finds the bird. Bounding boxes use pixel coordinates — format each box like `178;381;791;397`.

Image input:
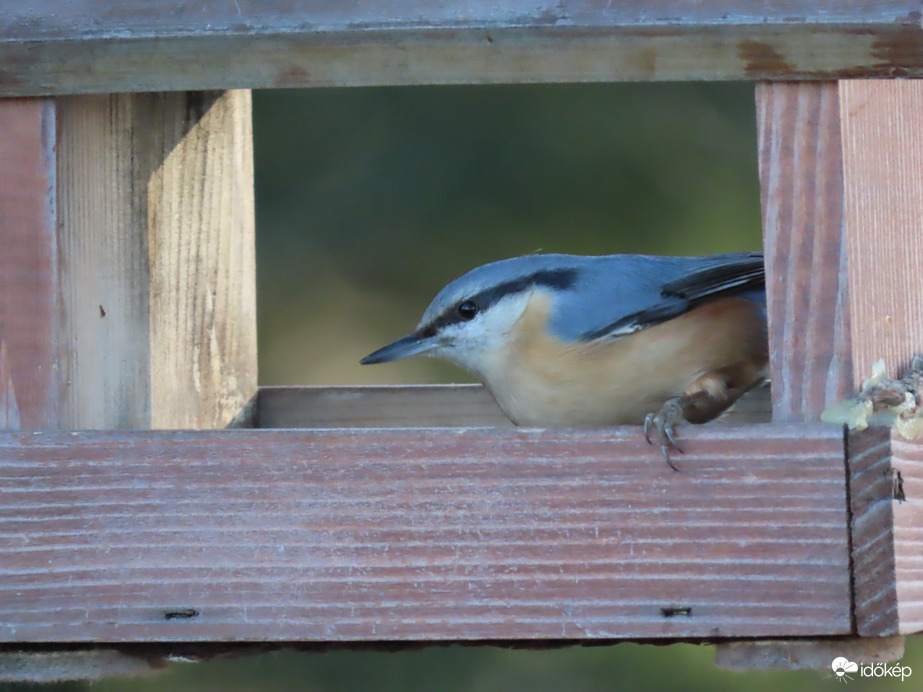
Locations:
361;252;768;469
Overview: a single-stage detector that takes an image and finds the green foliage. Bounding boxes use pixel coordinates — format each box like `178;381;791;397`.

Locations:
254;82;763;385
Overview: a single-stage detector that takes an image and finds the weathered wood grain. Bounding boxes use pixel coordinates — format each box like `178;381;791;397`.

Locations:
0;424;851;642
2;1;923;95
147;90;257;429
889;434;923;635
54;92;257;430
840;80;923;382
255;384;771;429
55;95;154;429
847;431;923;637
847;428;899;636
0;99;58;429
839;80;923;637
756;82;853;423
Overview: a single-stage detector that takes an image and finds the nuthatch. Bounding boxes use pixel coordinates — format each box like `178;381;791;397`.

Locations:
362;252;768;469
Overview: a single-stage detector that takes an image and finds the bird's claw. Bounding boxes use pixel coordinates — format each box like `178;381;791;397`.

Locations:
644;399;685;472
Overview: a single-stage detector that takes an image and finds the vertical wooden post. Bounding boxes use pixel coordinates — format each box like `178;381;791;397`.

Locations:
756;82;854;422
717;81;918;669
0;99;58;430
756;82;923;640
839;81;923;637
0;91;257;680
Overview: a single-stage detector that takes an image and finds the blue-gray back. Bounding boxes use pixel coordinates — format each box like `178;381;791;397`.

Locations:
420;252;765;342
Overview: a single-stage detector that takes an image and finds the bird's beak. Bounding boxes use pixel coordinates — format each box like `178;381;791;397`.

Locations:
360;331;438;365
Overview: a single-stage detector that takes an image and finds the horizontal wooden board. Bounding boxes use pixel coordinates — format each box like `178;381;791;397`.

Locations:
0;424;851;642
255;384;772;429
2;1;922;94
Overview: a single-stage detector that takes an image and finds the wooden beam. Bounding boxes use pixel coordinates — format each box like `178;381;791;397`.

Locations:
736;80;890;668
55;91;257;429
2;1;923;95
0;424;851;643
756;81;853;423
254;384;771;429
840;80;923;382
0;99;58;429
840;80;923;636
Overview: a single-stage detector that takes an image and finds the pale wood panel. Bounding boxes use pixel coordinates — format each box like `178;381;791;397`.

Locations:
56;95;153;429
756;82;853;423
839;80;923;636
0;99;58;429
148;90;257;429
54;92;258;430
256;384;771;429
2;1;923;94
0;424;851;642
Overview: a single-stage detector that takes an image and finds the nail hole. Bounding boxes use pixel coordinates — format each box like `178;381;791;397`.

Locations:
660;605;692;618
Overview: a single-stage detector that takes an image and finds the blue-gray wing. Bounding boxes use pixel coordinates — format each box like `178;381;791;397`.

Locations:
548;252;765;343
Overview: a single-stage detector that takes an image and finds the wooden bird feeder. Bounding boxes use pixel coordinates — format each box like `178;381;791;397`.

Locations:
1;0;921;681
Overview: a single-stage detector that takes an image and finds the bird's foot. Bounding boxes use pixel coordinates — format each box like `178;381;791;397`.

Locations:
644;397;685;472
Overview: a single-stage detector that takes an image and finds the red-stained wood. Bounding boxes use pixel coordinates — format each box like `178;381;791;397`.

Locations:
756;82;853;423
840;81;923;382
890;435;923;634
839;79;923;637
847;431;923;637
757;79;923;640
0;424;851;643
847;428;899;636
0;99;58;430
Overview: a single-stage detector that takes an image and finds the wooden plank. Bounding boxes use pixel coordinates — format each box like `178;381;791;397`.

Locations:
716;635;905;670
840;80;923;382
2;1;923;95
256;384;772;429
839;80;923;636
146;90;257;429
0;424;851;642
55;91;257;430
55;95;154;429
738;80;892;667
756;81;853;423
0;99;58;429
847;432;923;637
258;385;512;429
847;428;899;636
890;435;923;634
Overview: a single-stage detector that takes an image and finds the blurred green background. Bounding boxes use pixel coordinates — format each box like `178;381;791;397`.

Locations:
6;82;920;691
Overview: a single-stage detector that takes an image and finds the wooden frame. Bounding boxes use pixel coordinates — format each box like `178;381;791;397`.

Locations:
2;1;923;94
2;0;923;681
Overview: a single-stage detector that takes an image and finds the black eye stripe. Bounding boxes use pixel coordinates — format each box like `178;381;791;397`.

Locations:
419;268;578;335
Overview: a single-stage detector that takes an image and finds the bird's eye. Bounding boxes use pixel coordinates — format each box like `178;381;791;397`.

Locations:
457;300;478;320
